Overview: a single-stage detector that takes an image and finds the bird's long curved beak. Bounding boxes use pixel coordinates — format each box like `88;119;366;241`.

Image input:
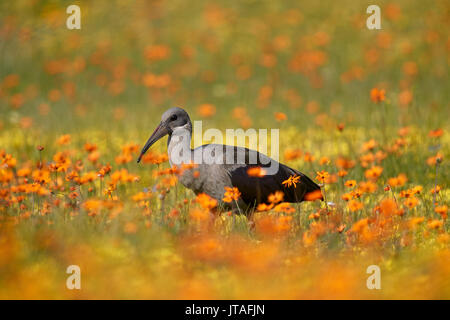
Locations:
137;122;169;163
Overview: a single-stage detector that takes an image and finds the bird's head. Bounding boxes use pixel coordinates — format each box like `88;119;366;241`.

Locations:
137;107;191;163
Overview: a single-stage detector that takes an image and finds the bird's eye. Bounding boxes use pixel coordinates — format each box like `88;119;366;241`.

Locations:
170;115;177;121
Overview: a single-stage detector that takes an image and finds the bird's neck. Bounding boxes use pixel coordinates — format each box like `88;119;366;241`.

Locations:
167;126;193;167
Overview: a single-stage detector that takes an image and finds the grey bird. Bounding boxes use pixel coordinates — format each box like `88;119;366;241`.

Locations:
137;107;322;212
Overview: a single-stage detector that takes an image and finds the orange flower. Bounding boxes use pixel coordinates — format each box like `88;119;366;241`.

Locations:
83;199;102;216
257;203;274;212
284;149;302;161
315;170;329;183
309;212;320;220
342;193;353;201
375;150;387;162
344;180;356;188
98;164;112;177
19;117;33;129
386;3;402;20
411;186;423;195
282;175;300;188
430;185;441;194
1;154;16;168
10;93;24;108
124;222;138;234
427;220;443;230
189;208;210;222
84;143;98;153
360;153;375;167
435;205;447;219
335;157;355;169
88;151;100;163
79;172;97;184
121;143;140;155
57;134;71;145
274;202;295;214
3;74;20;89
140;151;168;165
274;112;287;122
350;218;369;233
52;152;71;172
257;85;273;106
304;189;323;201
398;127;410;137
247;167;266;177
388;173;408;187
348;199;363;212
358;181;378;193
255;215;292;236
398;89;412;106
268;191;284;204
319;156;330;165
428;128;443;138
222;187;241;203
365;166;383;180
370;88;385;103
142;73;171;88
338;170;348;177
65;171;79;182
17;167;31;177
362;139;377;152
144;44;170;61
231;107;248;119
132;192;151;202
197;104;216;118
115;152;133;164
303;152;315;163
196;193;218;210
379;198;397;216
404;197;419;209
408;217;425;229
162;176;178;188
32;169;51;184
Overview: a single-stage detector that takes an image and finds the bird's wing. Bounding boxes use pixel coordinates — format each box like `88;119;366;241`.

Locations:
217;145;322;205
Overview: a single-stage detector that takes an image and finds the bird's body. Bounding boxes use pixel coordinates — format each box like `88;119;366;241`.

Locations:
138;107;322;212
